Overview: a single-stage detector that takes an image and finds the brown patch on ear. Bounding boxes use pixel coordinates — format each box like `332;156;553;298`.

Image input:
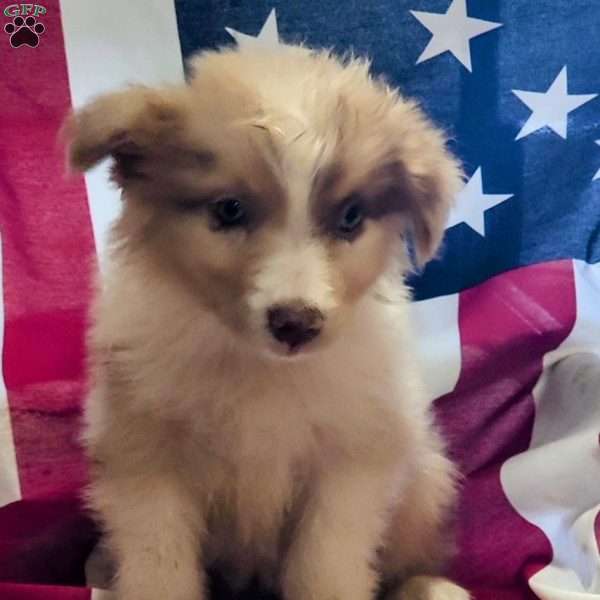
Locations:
366;158;459;266
385;102;463;266
368;161;459;267
61;85;187;181
404;172;453;266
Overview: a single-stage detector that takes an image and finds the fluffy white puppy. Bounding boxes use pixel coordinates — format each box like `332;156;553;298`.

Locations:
65;43;468;600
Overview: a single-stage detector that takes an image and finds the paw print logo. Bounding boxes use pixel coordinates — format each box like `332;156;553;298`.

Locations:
4;16;45;48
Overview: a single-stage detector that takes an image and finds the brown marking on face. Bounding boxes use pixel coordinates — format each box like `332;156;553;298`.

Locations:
112;145;216;185
110;139;289;337
122;146;287;235
306;155;401;307
305;87;453;307
311;159;410;225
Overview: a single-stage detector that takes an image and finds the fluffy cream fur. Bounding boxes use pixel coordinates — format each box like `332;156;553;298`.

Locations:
65;43;468;600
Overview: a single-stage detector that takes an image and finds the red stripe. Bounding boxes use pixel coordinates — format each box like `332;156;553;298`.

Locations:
4;309;87;388
0;498;95;585
435;259;576;597
469;587;537;600
0;583;91;600
0;0;95;498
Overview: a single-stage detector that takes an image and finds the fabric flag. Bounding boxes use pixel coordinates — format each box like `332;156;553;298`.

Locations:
0;1;599;598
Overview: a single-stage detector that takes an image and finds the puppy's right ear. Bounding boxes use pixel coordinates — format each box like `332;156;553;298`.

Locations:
62;86;184;182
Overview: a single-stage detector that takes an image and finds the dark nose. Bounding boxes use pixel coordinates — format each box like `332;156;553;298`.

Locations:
267;304;324;350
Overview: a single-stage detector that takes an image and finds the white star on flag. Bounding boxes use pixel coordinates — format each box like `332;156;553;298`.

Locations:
447;168;513;236
410;0;502;72
226;9;280;49
593;141;600;181
512;67;597;140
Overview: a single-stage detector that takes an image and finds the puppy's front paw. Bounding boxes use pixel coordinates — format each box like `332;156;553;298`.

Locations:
90;591;115;600
395;576;470;600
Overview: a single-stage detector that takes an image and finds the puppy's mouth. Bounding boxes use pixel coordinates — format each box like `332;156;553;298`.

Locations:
264;337;321;361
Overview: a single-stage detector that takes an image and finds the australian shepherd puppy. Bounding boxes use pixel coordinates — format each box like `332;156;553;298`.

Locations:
64;43;468;600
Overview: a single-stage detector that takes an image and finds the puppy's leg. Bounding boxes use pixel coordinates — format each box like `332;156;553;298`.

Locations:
90;471;204;600
381;441;469;600
282;463;396;600
393;576;470;600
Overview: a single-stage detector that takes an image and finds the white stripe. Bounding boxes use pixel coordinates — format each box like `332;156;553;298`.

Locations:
410;292;461;402
501;260;600;599
0;232;22;507
59;0;185;262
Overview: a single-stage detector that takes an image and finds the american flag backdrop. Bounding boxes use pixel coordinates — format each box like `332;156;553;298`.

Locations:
0;1;599;599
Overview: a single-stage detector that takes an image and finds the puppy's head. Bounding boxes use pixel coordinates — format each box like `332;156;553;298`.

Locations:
64;45;461;359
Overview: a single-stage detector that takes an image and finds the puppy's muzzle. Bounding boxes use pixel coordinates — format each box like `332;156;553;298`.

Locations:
267;303;324;351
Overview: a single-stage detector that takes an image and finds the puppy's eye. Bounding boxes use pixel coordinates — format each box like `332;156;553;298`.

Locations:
210;197;248;229
335;199;365;240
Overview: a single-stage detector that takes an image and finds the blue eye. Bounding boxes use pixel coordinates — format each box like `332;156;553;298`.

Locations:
336;200;365;239
211;197;247;229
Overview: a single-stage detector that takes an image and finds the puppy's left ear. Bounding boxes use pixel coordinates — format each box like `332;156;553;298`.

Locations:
60;85;186;183
391;102;463;266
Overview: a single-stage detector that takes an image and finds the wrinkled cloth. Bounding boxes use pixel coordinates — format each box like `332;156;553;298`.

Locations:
1;1;599;599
